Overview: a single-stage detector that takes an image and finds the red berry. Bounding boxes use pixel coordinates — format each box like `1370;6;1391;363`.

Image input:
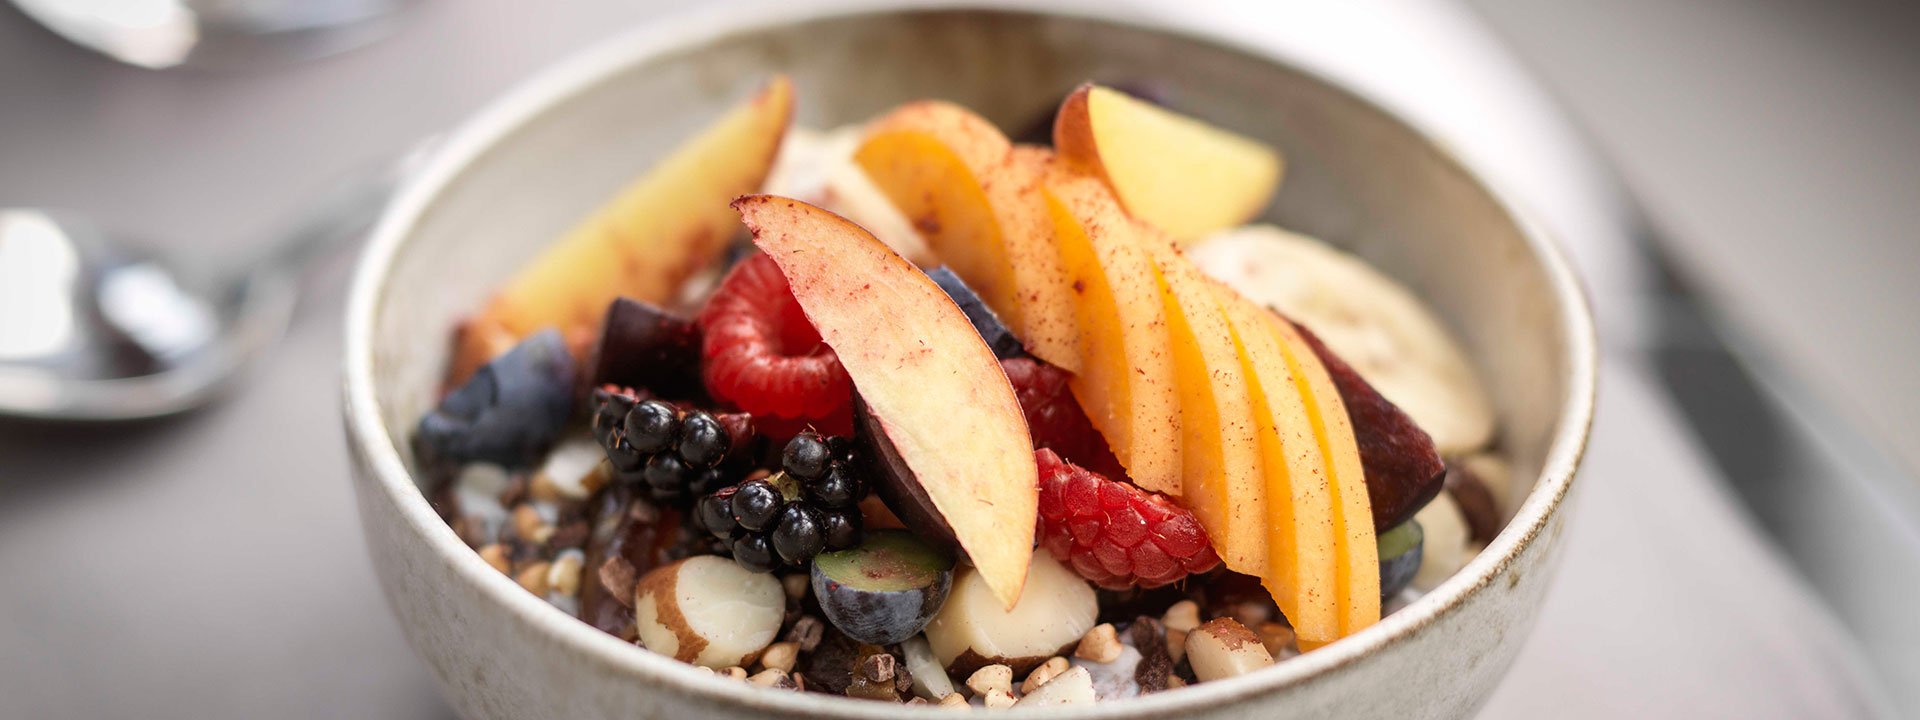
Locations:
699;253;853;422
1034;449;1220;589
1002;357;1126;480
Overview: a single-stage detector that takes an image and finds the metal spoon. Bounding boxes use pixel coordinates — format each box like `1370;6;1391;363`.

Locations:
0;142;428;421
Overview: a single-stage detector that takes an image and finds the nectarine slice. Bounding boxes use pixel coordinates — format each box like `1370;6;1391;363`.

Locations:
458;77;794;379
1261;308;1379;639
733;195;1037;610
1041;174;1183;496
1139;236;1265;574
1218;289;1338;646
854;104;1080;371
1055;84;1281;244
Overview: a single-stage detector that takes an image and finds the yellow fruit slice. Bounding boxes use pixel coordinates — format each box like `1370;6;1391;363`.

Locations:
1219;289;1338;645
854;104;1080;371
1041;174;1183;496
1055;84;1281;244
1139;234;1265;572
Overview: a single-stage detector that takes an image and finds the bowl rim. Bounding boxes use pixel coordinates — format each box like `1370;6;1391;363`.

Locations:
342;1;1597;716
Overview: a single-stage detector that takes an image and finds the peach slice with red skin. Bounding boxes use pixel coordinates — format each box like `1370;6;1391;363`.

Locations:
732;195;1037;610
1055;84;1282;244
449;76;795;384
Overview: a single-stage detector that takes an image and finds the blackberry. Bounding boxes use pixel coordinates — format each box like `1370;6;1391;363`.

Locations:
589;387;745;505
696;432;875;573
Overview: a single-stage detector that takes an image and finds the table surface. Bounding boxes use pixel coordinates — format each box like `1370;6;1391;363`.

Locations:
0;1;1899;717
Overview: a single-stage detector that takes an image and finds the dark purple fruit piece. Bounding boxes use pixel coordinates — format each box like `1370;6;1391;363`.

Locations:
1377;520;1424;599
927;266;1024;360
1444;463;1502;546
731;532;781;574
624;400;679;454
698;489;738;537
591;386;637;448
820;509;862;551
782;432;832;480
1294;323;1446;530
676;410;730;468
810;530;954;646
414;329;574;468
642;453;690;497
853;393;960;555
590;297;704;398
730;479;784;532
771;504;825;565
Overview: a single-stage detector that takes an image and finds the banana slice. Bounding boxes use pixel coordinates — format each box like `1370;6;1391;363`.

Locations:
1189;225;1495;456
764;126;933;265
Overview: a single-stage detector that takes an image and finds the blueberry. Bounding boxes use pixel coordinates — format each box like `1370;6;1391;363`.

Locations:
783;433;832;480
677;411;730;468
1378;520;1425;599
809;464;865;509
642;453;690;497
730;479;784;532
698;492;738;538
820;509;863;551
810;530;954;645
624;400;679;454
731;532;781;574
927;266;1024;359
414;329;575;468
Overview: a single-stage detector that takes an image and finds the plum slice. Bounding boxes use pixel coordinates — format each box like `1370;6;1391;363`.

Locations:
811;529;954;645
415;328;574;469
589;297;704;398
927;266;1025;360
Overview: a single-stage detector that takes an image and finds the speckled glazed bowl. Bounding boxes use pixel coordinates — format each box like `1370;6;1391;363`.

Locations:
342;3;1596;718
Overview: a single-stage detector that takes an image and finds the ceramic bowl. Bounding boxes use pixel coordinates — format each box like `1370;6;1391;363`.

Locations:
342;3;1596;718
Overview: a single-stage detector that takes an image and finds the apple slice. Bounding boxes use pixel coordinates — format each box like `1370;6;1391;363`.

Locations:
1217;289;1339;646
1040;174;1183;496
1258;307;1380;639
453;77;795;381
1055;84;1281;244
1137;235;1266;573
854;104;1081;371
733;195;1037;609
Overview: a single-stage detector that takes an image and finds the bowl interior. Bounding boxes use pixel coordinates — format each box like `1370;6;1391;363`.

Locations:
366;9;1572;515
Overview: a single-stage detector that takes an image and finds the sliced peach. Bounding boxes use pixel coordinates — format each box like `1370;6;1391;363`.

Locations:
733;195;1037;610
853;105;1080;370
1055;84;1281;244
1040;174;1183;496
1137;234;1265;573
1218;289;1338;646
457;77;794;379
1261;309;1379;640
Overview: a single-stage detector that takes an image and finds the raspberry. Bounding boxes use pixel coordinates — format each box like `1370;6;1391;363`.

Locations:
1002;357;1126;480
1035;449;1219;589
699;253;853;422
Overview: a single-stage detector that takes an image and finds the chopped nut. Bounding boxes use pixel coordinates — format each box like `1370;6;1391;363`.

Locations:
1185;618;1275;682
906;697;929;706
781;573;810;601
477;544;511;574
902;635;955;700
783;616;824;653
1166;629;1188;663
1256;622;1298;658
1020;656;1070;694
792;672;807;692
528;472;563;503
1075;623;1123;663
1166;675;1187;689
719;666;749;680
599;556;638;608
1014;666;1094;706
692;665;715;675
759;641;799;673
938;692;970;709
860;652;897;683
516;561;552;595
1162;600;1201;633
1227;601;1274;628
982;689;1016;708
748;668;795;688
547;549;585;597
966;664;1012;697
511;504;554;544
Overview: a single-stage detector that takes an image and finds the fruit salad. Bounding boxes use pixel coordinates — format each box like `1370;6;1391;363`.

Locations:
412;76;1513;708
